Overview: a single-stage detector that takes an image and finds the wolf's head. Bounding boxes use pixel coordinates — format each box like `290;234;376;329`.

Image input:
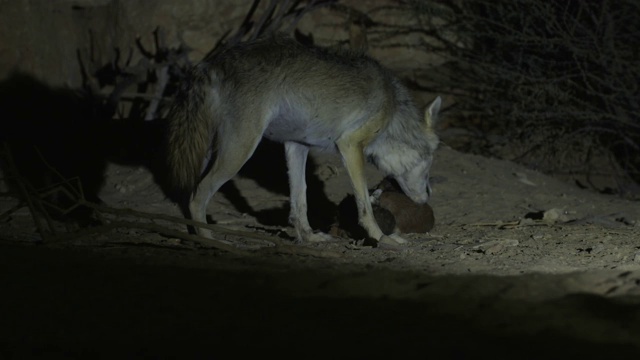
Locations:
369;96;441;204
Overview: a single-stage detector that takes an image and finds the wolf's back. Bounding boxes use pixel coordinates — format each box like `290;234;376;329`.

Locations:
165;66;217;196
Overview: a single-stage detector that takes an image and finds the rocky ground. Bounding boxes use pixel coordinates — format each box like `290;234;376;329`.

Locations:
1;144;639;358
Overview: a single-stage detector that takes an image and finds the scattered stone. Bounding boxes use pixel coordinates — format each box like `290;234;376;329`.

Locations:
472;239;519;255
542;208;571;223
513;172;537;186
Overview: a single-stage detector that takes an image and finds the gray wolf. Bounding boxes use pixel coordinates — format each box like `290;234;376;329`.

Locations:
165;34;441;245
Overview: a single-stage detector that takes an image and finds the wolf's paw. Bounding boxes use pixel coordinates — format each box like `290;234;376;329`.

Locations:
379;234;408;246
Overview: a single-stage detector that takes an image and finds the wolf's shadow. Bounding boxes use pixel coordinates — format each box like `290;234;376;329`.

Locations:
0;72;336;231
222;139;338;232
0;72;168;226
0;72;114;225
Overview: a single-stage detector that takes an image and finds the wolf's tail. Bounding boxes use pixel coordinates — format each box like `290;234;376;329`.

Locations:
165;68;217;197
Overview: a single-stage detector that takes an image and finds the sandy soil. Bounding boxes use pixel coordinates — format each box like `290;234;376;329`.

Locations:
1;143;639;358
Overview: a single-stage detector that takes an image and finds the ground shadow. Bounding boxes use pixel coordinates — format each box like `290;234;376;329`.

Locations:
219;138;338;232
0;72;169;226
0;72;112;226
0;72;337;233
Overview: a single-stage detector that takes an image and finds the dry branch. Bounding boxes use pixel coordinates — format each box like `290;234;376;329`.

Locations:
371;0;640;197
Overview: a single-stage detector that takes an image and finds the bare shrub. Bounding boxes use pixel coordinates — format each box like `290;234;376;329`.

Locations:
376;0;640;197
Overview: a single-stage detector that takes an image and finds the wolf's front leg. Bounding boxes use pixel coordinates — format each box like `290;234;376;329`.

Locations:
336;138;407;245
284;142;333;243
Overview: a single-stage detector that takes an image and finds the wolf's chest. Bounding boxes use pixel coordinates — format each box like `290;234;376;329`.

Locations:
263;115;338;149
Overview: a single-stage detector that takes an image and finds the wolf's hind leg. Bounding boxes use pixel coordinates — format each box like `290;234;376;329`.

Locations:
285;141;332;243
190;134;263;239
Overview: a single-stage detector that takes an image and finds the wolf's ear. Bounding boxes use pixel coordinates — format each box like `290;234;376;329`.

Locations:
424;96;441;129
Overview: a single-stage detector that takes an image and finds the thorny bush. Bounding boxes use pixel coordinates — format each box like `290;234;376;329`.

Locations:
393;0;640;197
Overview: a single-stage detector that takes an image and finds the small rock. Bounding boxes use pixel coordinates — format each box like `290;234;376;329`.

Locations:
615;216;637;226
591;244;606;255
542;208;571;224
485;243;504;255
473;239;519;255
513;172;537;186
